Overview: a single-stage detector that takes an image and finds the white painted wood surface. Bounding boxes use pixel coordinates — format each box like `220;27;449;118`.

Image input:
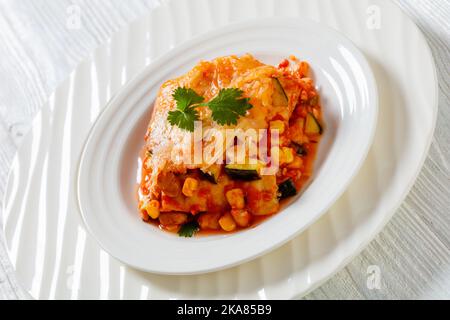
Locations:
0;0;448;300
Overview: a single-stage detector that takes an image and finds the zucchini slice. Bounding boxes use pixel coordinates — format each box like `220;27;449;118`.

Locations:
305;112;323;135
200;165;221;184
278;179;297;200
225;164;260;181
272;78;288;107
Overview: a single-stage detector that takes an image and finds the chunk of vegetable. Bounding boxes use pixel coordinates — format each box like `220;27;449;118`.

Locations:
246;176;279;215
270;120;285;134
225;164;260;181
231;209;251;227
226;188;245;209
305;112;322;135
200;165;221;184
272;78;288;107
147;200;161;219
278;179;297;200
280;147;295;164
182;177;198;197
140;200;160;219
219;213;237;232
198;212;221;230
287;156;303;169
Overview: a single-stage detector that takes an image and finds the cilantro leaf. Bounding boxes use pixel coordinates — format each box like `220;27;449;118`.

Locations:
178;220;200;237
206;88;253;126
173;87;204;111
167;86;253;131
167;107;199;132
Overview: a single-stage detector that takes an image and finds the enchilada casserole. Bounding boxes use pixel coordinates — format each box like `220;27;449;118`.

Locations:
138;54;323;236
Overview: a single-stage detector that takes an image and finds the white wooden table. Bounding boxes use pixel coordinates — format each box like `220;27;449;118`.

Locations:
0;0;449;300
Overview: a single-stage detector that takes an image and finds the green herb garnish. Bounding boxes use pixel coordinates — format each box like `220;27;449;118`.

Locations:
167;106;200;132
172;87;205;111
178;220;200;237
168;87;253;131
205;88;253;126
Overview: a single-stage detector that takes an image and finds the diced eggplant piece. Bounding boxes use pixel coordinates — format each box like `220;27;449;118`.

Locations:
272;78;288;107
200;171;216;184
292;142;308;157
225;164;260;181
278;179;297;200
305;112;322;135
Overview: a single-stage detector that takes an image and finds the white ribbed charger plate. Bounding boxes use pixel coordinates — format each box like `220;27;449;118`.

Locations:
2;0;437;299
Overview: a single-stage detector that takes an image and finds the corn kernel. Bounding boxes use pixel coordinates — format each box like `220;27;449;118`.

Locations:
231;209;251;227
182;177;198;197
270;120;285;134
145;200;160;219
219;213;237;232
281;147;295;164
226;188;245;209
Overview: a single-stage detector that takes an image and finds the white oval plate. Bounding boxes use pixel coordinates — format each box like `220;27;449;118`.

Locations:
77;18;378;274
1;0;437;299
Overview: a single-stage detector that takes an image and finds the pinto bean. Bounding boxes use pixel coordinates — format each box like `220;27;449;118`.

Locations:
159;212;188;226
198;212;221;230
156;171;181;197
